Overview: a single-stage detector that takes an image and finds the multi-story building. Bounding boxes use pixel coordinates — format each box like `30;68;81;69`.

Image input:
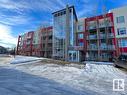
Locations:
17;5;127;62
84;13;117;61
110;6;127;55
17;31;34;56
38;26;53;58
32;29;39;56
17;26;53;58
76;18;85;61
52;5;80;62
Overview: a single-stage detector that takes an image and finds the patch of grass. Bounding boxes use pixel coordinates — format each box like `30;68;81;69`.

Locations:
40;59;70;65
40;58;83;65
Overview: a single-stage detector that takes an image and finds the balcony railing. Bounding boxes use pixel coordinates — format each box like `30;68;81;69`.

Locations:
100;34;106;39
108;33;114;38
87;26;96;30
99;33;114;39
48;39;52;43
26;41;31;45
100;45;115;50
87;35;97;40
87;44;115;50
27;36;32;39
99;22;113;28
87;45;98;50
108;45;115;50
87;33;114;40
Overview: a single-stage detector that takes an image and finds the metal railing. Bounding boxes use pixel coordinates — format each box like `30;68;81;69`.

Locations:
100;45;115;50
99;22;113;28
87;35;97;40
87;45;98;50
87;44;115;50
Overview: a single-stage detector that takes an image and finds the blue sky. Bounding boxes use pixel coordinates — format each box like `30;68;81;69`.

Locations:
0;0;127;48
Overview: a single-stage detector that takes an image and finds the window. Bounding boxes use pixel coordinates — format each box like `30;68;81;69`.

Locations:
54;14;57;17
69;53;72;60
79;42;84;46
78;25;83;31
117;28;126;35
78;34;83;39
73;52;76;61
43;36;46;40
69;9;72;12
118;39;127;47
48;36;52;40
88;21;96;29
63;11;66;14
43;44;45;48
116;16;125;23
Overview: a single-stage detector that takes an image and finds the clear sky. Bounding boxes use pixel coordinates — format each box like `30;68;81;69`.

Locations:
0;0;127;48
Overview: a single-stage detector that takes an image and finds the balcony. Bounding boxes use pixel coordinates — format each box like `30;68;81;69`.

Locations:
87;35;97;40
26;41;31;45
27;36;32;39
100;44;115;50
87;25;97;30
87;45;98;50
99;23;112;28
99;19;113;28
99;33;114;39
100;34;106;39
87;44;115;51
108;45;115;50
108;33;114;38
100;44;107;50
48;39;52;43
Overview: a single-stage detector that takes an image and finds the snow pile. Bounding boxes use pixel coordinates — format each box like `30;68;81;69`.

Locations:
10;56;45;64
0;54;12;57
84;63;127;79
84;61;113;65
14;62;127;95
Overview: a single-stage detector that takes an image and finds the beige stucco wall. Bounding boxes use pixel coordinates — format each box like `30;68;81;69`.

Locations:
110;6;127;38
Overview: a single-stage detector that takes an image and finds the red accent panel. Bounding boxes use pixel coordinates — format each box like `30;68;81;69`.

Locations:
41;26;53;32
79;39;84;42
85;13;113;21
119;47;127;53
16;35;21;54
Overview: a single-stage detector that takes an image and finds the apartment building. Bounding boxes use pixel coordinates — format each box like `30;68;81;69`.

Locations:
17;26;53;58
32;29;39;56
84;13;117;61
38;26;53;58
17;5;127;62
17;31;34;56
76;18;85;61
110;6;127;54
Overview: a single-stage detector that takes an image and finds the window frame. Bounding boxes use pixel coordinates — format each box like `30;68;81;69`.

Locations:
116;16;125;23
117;27;126;35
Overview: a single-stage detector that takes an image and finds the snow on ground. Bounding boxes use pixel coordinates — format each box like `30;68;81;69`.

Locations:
0;54;12;57
0;56;127;95
10;56;46;64
0;56;13;66
84;61;113;65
